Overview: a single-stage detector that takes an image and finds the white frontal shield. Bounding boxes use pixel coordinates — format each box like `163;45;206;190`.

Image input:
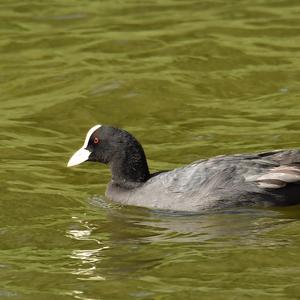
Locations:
67;124;101;167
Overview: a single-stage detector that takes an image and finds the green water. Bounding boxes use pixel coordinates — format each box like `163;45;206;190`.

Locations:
1;0;300;299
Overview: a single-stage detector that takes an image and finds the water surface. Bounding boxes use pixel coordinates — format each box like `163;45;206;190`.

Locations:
1;0;300;299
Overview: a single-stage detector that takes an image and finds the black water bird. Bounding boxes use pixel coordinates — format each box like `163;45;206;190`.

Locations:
67;125;300;212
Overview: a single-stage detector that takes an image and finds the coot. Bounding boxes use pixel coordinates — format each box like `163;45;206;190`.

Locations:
67;125;300;211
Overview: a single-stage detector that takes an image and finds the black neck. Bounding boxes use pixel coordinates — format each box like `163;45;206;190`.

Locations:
109;145;150;188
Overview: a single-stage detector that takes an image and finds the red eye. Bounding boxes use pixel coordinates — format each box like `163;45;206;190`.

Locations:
93;137;100;144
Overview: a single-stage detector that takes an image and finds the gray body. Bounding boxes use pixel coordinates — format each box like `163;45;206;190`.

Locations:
106;150;300;212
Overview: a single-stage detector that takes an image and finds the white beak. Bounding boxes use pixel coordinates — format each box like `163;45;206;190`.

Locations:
67;124;101;168
67;147;91;167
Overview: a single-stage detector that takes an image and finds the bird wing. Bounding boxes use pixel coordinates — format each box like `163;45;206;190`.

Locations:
247;164;300;189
